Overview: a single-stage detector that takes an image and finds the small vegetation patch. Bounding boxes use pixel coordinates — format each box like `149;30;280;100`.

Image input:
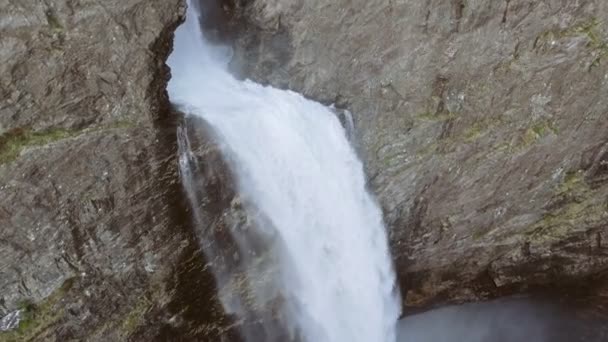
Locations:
563;18;605;49
0;121;135;165
558;171;587;197
462;116;506;143
520;120;557;147
121;296;152;335
536;17;608;70
472;228;489;241
415;111;458;122
527;200;607;240
491;119;557;154
0;278;74;342
0;127;76;164
45;8;63;32
415;142;439;158
526;171;608;240
564;18;608;70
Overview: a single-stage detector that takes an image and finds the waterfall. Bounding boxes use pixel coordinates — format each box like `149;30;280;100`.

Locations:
168;2;401;341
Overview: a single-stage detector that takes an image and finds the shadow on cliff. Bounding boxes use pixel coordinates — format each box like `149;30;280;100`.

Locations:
150;109;243;342
128;4;243;339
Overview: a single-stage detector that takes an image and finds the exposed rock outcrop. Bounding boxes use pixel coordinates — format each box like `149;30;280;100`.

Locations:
0;0;236;340
228;0;608;308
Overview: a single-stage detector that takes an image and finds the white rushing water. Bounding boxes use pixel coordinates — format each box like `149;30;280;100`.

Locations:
168;2;401;341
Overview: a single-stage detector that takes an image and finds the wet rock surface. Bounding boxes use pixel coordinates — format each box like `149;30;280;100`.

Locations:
228;0;608;307
176;116;297;342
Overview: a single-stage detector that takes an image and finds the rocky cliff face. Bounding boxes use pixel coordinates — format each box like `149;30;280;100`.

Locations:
0;0;239;340
2;0;607;339
228;0;608;307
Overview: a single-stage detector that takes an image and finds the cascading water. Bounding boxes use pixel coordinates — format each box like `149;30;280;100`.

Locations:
168;1;401;341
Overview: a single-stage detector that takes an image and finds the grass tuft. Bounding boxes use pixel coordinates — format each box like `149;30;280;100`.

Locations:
0;128;75;164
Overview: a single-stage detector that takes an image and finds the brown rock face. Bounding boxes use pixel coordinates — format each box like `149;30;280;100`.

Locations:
227;0;608;307
0;0;238;340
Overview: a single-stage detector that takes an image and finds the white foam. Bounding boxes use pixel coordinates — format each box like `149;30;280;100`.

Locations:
168;2;401;341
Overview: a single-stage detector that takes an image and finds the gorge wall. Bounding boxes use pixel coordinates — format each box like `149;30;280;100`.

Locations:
227;0;608;308
1;0;608;340
1;0;240;340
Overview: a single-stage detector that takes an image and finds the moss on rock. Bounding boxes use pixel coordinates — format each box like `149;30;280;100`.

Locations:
536;17;608;69
526;171;608;240
0;278;74;342
0;127;76;164
120;296;153;336
45;8;64;32
0;121;135;165
415;111;458;122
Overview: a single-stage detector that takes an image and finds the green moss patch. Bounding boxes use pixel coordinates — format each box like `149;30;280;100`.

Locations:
415;142;439;158
120;296;152;335
415;111;458;122
0;278;74;342
491;119;557;154
563;18;605;48
0;127;77;164
520;120;557;147
526;171;608;240
558;171;587;196
537;17;608;69
413;115;506;158
0;121;135;165
472;228;489;241
45;9;64;32
526;200;607;241
462;116;506;143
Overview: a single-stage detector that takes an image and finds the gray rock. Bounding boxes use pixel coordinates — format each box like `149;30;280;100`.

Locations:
229;0;608;307
0;0;237;340
0;310;22;332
